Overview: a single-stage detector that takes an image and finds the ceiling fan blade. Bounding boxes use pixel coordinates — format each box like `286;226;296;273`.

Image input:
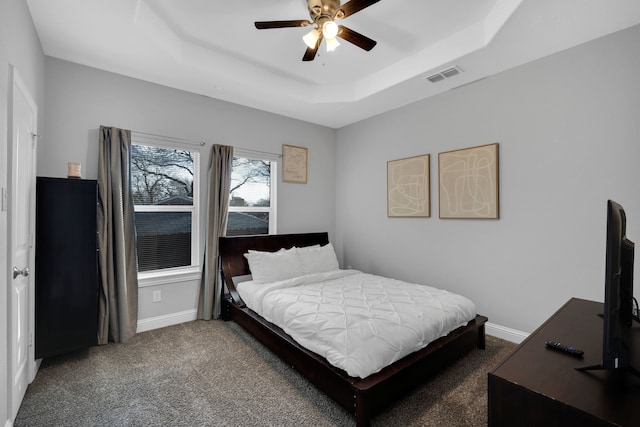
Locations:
255;20;312;29
337;25;377;51
338;0;381;19
303;34;323;61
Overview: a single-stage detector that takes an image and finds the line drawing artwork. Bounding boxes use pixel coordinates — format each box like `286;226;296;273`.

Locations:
387;154;430;217
282;144;308;183
438;143;499;219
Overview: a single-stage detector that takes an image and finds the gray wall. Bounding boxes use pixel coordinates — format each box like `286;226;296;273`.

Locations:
1;0;46;423
335;24;640;335
41;58;337;325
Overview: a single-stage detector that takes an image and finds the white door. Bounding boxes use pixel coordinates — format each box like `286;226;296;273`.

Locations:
8;67;37;421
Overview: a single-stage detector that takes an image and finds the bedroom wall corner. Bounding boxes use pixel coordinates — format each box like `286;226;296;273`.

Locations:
334;24;640;337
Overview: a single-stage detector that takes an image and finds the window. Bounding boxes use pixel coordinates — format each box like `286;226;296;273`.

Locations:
227;154;277;236
130;139;200;274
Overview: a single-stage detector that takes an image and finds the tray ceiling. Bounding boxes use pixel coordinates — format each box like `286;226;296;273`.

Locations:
26;0;640;128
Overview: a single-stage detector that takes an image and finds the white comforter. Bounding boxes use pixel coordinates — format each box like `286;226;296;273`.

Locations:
237;270;477;378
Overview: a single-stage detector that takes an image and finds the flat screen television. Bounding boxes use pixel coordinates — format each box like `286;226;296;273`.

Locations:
578;200;639;377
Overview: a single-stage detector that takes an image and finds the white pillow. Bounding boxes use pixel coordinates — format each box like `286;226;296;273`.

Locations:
297;243;339;274
295;244;320;254
244;249;303;284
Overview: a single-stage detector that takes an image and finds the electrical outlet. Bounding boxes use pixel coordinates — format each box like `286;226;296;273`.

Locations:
152;290;162;303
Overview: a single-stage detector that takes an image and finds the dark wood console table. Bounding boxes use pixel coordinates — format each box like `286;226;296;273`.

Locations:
488;298;640;426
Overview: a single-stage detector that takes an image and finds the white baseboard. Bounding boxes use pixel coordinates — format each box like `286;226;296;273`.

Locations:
486;322;528;344
136;309;198;333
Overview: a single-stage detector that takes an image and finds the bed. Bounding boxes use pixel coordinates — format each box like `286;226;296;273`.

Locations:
219;232;487;426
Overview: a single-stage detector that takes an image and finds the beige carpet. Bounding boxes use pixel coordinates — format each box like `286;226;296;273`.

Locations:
15;319;515;426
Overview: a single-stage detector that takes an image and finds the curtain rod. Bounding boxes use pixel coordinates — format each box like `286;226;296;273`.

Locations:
234;146;282;158
131;130;206;147
130;130;281;158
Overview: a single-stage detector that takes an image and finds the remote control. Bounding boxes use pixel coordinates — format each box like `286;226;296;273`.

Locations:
545;341;584;358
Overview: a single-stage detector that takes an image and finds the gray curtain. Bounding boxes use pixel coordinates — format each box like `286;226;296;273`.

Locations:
97;126;139;344
198;144;234;320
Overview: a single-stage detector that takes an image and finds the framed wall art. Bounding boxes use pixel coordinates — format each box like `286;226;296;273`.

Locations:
387;154;430;218
438;142;499;219
282;144;308;183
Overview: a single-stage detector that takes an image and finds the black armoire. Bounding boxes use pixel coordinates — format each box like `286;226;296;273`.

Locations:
35;177;98;358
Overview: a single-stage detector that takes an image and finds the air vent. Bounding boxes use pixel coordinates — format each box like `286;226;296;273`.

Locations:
424;66;463;83
426;74;445;83
441;67;461;78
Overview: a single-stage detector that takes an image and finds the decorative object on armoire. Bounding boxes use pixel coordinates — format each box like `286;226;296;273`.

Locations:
35;177;98;358
438;143;499;219
67;162;81;178
387;154;430;218
282;144;308;183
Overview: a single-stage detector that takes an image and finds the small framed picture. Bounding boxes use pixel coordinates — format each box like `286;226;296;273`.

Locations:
282;144;308;183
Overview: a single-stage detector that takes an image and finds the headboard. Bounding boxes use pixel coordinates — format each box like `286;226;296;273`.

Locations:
219;232;330;306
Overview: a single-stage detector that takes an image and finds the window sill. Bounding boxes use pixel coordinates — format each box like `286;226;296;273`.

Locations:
138;266;201;288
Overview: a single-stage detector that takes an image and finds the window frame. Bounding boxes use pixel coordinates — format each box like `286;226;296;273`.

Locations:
130;134;201;286
227;150;278;236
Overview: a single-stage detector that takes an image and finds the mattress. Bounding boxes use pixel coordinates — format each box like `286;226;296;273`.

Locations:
237;269;477;378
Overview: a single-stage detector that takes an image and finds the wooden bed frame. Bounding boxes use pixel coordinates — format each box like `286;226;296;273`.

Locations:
219;232;487;426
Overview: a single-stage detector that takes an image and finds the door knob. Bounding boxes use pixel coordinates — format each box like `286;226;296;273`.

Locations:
13;266;29;279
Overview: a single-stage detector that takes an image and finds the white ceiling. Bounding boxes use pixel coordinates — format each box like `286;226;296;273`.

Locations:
26;0;640;129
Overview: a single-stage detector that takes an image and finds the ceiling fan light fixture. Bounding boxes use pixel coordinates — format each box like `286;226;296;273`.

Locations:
322;20;339;39
325;37;340;52
255;0;380;61
303;28;321;49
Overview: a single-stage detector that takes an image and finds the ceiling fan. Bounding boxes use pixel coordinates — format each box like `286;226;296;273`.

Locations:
255;0;380;61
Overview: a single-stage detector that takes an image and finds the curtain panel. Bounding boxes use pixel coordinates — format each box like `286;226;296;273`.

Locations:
198;144;234;320
97;126;139;344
